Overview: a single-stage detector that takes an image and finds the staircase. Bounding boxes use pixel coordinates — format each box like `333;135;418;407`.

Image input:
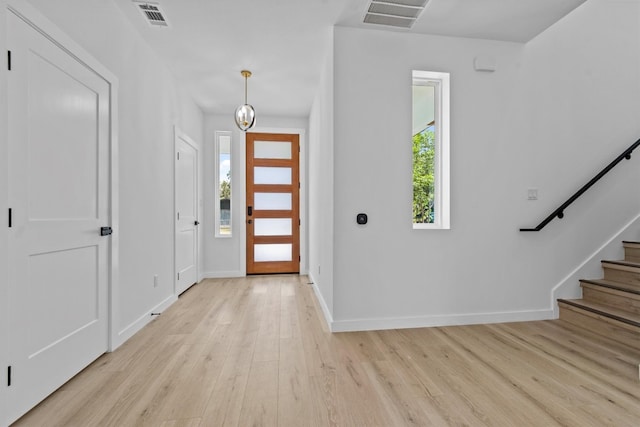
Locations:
558;241;640;377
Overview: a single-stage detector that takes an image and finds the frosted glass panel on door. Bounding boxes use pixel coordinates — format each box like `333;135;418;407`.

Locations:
254;141;291;159
254;218;292;236
254;244;292;262
254;193;292;210
254;167;291;185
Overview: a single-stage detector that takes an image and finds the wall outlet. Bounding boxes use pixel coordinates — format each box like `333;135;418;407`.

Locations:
527;188;538;200
153;274;158;288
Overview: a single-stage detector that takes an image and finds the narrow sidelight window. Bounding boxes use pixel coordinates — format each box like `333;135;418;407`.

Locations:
215;131;232;237
412;70;450;229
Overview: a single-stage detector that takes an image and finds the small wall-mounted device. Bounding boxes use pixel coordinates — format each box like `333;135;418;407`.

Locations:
356;213;368;225
474;55;496;72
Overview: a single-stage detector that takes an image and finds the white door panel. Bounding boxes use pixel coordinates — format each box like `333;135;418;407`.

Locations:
7;10;110;423
27;51;101;220
175;131;198;295
27;245;99;356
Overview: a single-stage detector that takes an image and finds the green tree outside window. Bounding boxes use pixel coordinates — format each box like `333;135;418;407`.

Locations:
413;125;435;223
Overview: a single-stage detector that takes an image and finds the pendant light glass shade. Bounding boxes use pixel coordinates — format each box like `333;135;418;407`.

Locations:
235;104;255;131
235;70;256;131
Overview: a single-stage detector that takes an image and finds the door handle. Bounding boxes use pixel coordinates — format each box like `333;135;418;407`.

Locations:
100;226;113;236
194;220;200;226
247;206;253;216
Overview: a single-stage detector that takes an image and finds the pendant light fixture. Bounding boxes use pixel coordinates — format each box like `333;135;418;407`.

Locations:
234;70;256;131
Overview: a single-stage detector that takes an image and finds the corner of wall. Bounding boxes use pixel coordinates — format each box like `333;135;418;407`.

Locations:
307;31;335;323
308;273;334;331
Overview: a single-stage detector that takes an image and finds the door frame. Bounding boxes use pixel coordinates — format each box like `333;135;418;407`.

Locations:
5;0;120;355
240;127;307;276
174;126;200;294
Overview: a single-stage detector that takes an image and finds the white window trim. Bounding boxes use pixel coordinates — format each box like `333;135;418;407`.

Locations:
413;70;450;230
215;131;232;238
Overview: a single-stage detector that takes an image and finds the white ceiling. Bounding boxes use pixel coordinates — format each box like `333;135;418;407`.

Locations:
112;0;587;118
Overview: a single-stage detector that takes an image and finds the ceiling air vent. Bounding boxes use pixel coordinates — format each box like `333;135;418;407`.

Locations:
363;0;429;29
133;1;170;27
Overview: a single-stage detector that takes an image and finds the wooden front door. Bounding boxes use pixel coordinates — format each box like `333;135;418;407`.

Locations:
246;133;300;274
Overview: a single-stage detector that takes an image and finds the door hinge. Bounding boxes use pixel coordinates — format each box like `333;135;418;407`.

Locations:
299;219;301;226
177;212;180;220
8;208;12;228
299;255;301;262
7;50;11;71
177;152;180;160
7;366;11;387
177;272;180;280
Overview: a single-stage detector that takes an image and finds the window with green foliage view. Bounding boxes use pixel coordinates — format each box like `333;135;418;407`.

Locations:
412;71;450;229
413;124;435;223
215;131;232;237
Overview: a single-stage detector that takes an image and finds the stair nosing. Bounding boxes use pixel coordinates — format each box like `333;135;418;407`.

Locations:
601;259;640;268
580;279;640;296
558;299;640;328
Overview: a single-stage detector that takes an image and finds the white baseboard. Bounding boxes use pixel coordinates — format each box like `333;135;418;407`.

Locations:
305;274;553;332
111;294;177;350
202;270;244;279
308;273;333;330
330;309;555;333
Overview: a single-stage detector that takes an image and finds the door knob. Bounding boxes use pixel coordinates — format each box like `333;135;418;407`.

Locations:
248;219;252;224
194;220;200;226
100;226;113;236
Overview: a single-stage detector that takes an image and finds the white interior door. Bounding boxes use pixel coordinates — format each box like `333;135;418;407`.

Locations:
7;10;111;423
175;130;199;295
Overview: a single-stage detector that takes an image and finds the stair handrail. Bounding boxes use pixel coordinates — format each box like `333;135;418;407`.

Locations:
520;137;640;232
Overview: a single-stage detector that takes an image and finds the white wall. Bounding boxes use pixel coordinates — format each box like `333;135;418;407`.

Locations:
203;113;243;277
517;0;640;300
5;0;204;346
330;0;640;331
308;32;335;322
202;114;308;278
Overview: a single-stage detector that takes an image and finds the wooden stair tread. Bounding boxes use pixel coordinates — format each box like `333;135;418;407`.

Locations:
557;241;640;376
601;259;640;268
558;299;640;328
580;279;640;296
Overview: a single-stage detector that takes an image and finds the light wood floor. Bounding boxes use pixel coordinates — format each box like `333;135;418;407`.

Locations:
13;275;640;426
